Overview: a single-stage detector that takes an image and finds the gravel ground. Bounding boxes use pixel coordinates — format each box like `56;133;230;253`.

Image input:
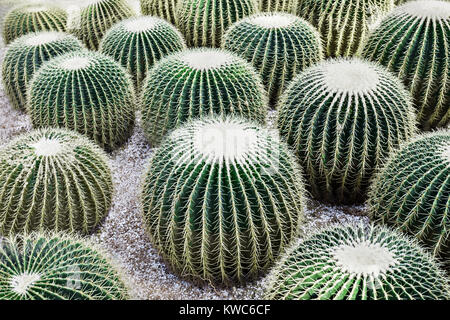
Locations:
0;1;370;300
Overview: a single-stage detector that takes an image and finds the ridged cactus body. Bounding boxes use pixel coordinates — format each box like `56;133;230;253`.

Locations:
258;0;296;12
176;0;258;47
369;132;450;265
141;48;267;146
140;0;178;24
223;12;323;108
0;234;127;300
2;32;83;111
28;50;135;151
265;224;449;300
100;16;186;90
2;3;67;45
277;59;416;204
362;0;450;130
141;117;306;285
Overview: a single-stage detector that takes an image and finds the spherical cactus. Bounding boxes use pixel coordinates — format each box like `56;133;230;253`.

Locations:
141;117;306;285
140;0;178;25
277;58;416;204
2;3;67;45
265;224;449;300
369;131;450;266
28;50;135;151
73;0;135;50
0;233;128;300
2;32;83;112
0;128;113;236
141;48;268;146
292;0;393;57
362;1;450;130
176;0;258;48
100;16;186;90
258;0;297;12
223;12;323;108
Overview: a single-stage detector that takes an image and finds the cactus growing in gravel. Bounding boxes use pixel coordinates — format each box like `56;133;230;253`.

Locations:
2;32;83;112
277;59;416;204
100;16;185;90
223;12;323;108
265;224;449;300
369;131;450;265
258;0;297;12
141;117;306;285
362;1;450;130
176;0;258;47
292;0;393;57
140;0;178;25
0;233;127;300
2;3;68;45
28;50;135;151
141;48;267;146
0;128;113;236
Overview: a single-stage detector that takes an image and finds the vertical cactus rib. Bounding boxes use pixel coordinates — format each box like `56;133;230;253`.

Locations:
140;0;178;25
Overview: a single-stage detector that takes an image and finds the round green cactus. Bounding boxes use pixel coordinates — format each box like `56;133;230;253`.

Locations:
265;224;449;300
2;32;83;112
28;50;135;151
0;233;128;300
292;0;393;57
141;48;268;146
0;128;113;236
141;117;306;285
140;0;178;25
73;0;135;50
223;12;323;108
258;0;297;12
277;58;416;204
2;3;68;45
369;131;450;266
100;16;186;90
176;0;258;47
362;0;450;130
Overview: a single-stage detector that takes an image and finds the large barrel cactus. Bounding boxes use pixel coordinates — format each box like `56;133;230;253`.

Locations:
369;131;450;266
28;50;135;151
2;3;68;45
141;48;267;146
2;32;83;111
277;58;416;204
223;12;323;108
176;0;258;47
258;0;297;12
141;117;306;285
0;128;113;236
292;0;393;57
362;0;450;130
100;16;186;90
0;234;128;300
265;224;449;300
140;0;178;25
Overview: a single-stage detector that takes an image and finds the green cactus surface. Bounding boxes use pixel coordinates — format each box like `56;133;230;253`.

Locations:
28;50;135;151
141;48;268;146
277;58;416;204
223;12;323;108
265;224;449;300
258;0;297;12
140;0;178;25
0;233;128;300
362;0;450;130
141;117;306;285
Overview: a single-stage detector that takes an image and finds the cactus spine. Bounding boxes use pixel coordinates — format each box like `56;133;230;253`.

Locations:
258;0;297;12
140;0;178;25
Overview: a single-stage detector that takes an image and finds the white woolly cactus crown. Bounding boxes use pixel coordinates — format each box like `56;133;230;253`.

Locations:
400;0;450;19
179;49;234;70
248;13;297;28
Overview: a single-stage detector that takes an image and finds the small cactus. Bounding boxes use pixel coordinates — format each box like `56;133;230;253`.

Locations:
362;0;450;130
369;131;450;266
100;16;186;90
28;50;135;151
258;0;297;12
265;224;449;300
277;58;416;204
2;3;68;45
141;117;306;285
0;128;113;236
176;0;258;47
141;48;268;146
2;32;83;112
223;12;323;108
0;233;128;300
140;0;178;25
